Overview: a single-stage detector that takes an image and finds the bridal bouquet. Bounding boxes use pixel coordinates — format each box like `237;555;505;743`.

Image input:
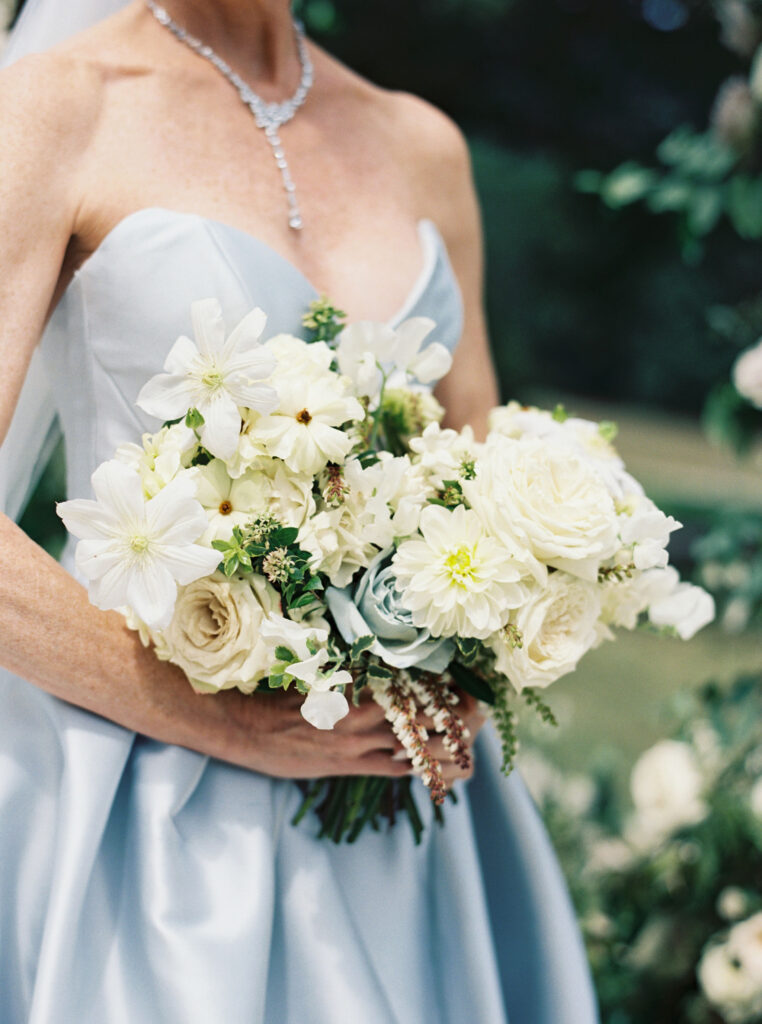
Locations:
57;296;714;842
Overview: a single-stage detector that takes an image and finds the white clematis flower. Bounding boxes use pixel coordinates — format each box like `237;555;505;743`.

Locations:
57;460;220;629
136;298;278;460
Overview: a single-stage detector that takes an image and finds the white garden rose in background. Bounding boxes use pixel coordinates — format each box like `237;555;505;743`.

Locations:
490;571;603;689
464;435;620;582
698;941;762;1023
628;739;708;845
732;337;762;408
153;572;281;693
136;299;278;460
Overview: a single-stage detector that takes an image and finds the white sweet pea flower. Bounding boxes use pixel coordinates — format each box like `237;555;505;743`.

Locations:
336;317;452;401
733;337;762;408
136;299;278;460
264;632;352;730
648;572;716;640
618;494;682;571
116;422;197;498
247;375;364;475
57;460;220;629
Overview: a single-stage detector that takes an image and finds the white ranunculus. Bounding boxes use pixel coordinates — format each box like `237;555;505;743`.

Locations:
464;436;620;583
392;504;528;639
57;460;220;629
136;299;278;460
733;337;762;408
489;571;603;690
629;740;707;844
155;572;281;693
698;941;762;1022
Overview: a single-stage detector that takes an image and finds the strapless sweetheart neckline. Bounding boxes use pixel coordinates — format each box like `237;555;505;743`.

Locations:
70;206;443;329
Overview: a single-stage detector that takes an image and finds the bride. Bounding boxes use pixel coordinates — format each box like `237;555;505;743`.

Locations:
0;2;599;1021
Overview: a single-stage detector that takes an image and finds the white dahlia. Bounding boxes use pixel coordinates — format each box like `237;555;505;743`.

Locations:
391;504;526;639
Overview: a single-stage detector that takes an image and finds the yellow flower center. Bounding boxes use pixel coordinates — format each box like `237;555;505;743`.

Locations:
129;535;150;554
444;546;477;587
201;369;225;391
296;408;312;425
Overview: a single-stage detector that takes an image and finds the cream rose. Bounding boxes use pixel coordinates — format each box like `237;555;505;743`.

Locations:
489;571;602;690
698;941;762;1022
464;436;619;582
157;572;281;693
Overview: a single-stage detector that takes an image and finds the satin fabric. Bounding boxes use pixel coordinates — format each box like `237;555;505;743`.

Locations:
0;207;599;1023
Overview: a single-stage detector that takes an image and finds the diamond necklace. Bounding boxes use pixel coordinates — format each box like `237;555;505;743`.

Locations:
146;1;314;231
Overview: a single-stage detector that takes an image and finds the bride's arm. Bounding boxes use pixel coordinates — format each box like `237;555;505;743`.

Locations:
0;57;425;780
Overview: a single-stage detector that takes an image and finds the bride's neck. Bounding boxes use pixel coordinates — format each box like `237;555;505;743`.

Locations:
149;0;299;86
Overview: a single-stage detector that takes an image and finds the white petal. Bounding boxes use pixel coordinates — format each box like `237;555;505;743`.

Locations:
225;378;279;414
126;561;178;629
163;335;200;375
393;317;436;364
191;298;226;357
153;543;221;585
226;307;268;353
300;689;350;730
90;461;146;527
144;475;207;543
409;342;452;384
88;558;134;612
74;539;124;581
56;498;118;540
137;373;196;421
199;395;242;460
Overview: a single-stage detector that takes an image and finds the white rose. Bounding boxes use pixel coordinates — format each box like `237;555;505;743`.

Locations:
464;436;619;582
629;740;707;843
157;572;281;693
489;571;603;690
698;941;762;1022
733;338;762;408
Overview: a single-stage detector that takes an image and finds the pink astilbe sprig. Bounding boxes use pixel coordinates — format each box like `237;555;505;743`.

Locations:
370;672;447;805
409;674;472;773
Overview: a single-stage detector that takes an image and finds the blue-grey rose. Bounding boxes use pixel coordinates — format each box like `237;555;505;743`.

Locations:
325;549;454;673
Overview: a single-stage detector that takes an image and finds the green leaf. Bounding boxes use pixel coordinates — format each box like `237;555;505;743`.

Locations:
449;661;495;705
367;663;393;679
290;592;318;609
270;526;299;547
211;539;231;552
350;634;376;661
274;646;296;663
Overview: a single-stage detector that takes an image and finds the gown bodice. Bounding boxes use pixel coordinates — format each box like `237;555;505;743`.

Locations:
40;206;463;507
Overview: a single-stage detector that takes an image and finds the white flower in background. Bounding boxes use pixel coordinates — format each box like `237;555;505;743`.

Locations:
728;914;762;984
749;776;762;818
698;940;762;1023
628;739;708;846
136;299;277;460
718;888;751;922
647;566;716;639
392;503;527;639
57;460;220;629
464;435;620;583
247;374;364;475
733;337;762;408
336;317;452;402
490;571;603;690
116;422;197;498
153;572;281;693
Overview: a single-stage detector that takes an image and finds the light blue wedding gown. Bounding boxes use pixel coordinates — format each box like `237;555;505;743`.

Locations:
0;207;599;1024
